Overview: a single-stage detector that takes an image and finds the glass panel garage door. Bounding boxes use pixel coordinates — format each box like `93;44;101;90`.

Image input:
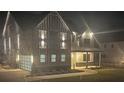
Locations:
19;55;32;71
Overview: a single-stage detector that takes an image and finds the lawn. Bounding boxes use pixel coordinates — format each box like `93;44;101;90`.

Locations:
41;68;124;82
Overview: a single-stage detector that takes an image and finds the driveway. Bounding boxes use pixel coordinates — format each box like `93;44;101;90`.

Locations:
0;69;29;82
25;69;97;82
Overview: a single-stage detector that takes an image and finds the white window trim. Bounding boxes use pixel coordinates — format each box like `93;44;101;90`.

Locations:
83;52;93;62
61;54;66;62
51;54;56;62
40;54;46;63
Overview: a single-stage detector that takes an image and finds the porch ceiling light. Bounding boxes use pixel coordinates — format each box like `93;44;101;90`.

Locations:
82;32;86;37
72;32;76;36
89;32;93;37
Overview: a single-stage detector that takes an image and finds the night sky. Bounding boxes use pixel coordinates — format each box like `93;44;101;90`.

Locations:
1;11;124;41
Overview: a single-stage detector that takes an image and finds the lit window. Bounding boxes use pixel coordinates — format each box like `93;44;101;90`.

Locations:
51;54;56;62
61;54;66;62
39;30;47;49
40;54;45;63
60;42;66;49
60;32;67;49
40;40;46;48
39;30;47;39
60;32;67;41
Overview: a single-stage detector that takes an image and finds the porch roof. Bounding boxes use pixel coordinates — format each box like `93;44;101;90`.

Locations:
71;48;103;52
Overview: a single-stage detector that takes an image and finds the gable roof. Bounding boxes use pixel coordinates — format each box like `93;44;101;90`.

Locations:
2;12;10;36
95;31;124;43
36;11;71;32
2;11;20;37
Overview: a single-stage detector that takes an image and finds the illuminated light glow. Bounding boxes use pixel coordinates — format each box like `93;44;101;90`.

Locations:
9;37;11;51
40;30;46;39
41;34;45;39
82;32;86;37
89;32;93;37
16;54;20;62
4;38;7;54
62;42;65;49
72;32;76;36
31;55;33;63
17;34;20;49
62;34;65;41
71;53;73;58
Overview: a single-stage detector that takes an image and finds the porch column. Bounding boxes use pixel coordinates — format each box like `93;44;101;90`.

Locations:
99;52;101;67
3;37;7;54
86;52;88;68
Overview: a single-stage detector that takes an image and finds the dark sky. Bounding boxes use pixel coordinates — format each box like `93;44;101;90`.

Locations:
1;11;124;41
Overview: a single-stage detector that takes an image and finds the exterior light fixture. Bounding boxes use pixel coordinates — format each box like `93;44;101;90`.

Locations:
31;54;33;63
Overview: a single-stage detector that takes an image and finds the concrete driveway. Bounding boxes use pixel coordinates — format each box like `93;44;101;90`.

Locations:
0;69;29;82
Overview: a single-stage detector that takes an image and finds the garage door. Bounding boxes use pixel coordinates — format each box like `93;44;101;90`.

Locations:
19;55;33;71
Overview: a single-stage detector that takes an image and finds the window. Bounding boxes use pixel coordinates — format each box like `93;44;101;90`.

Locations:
39;30;47;39
83;54;87;61
87;54;90;61
83;53;90;62
60;42;66;49
84;39;90;47
51;54;56;62
40;54;45;63
39;30;47;49
60;32;67;41
61;54;66;62
60;32;67;49
39;40;46;48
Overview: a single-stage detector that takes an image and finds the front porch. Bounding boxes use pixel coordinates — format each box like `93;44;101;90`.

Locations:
71;51;102;70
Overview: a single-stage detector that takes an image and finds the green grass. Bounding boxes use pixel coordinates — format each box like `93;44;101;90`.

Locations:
41;68;124;82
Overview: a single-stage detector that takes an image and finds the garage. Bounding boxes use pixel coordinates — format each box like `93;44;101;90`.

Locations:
19;55;33;71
